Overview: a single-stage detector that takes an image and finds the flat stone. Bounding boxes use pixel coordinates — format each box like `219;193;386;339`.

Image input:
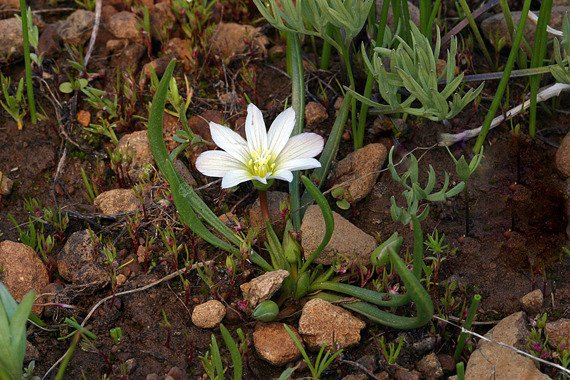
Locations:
57;230;108;286
298;298;365;350
94;188;141;215
240;269;289;308
520;289;543;315
465;311;550;380
253;322;302;365
0;241;49;315
330;143;388;204
301;205;377;265
191;300;226;328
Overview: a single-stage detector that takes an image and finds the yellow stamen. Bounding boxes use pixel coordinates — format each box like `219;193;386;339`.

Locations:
246;149;276;178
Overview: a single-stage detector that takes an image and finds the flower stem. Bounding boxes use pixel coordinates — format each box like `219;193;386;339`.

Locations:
259;190;269;222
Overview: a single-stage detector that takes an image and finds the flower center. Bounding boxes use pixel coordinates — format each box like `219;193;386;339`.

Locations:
247;149;276;179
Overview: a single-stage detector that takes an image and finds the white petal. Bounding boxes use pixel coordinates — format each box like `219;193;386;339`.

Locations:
270;170;293;182
276;158;321;172
245;104;268;153
210;122;249;163
276;133;324;165
221;170;252;188
196;150;246;177
267;107;295;156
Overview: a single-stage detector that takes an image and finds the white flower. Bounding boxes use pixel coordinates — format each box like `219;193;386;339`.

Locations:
196;104;324;189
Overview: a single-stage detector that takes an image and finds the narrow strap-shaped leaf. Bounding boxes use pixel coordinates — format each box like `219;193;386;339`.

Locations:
147;60;241;255
220;324;242;380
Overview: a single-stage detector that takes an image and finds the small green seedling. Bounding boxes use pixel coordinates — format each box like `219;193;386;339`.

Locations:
284;324;343;379
331;186;350;210
109;327;123;345
59;78;88;94
0;74;27;130
379;335;405;365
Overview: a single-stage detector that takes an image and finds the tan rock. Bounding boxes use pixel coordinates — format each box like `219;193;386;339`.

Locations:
0;241;49;314
240;270;289;308
416;353;443;380
465;311;550;380
106;11;141;41
116;130;153;181
545;319;570;349
330;143;388;204
298;298;365;350
0;171;14;195
210;23;268;60
301;205;377;265
0;18;23;63
520;289;543;315
191;300;226;328
94;188;141;215
305;101;328;127
253;322;302;365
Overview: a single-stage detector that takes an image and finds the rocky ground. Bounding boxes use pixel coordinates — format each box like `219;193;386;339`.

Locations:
0;0;570;379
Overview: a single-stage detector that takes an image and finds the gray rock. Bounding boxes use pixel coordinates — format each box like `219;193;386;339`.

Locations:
0;171;14;195
465;311;550;380
253;322;303;365
106;11;141;41
305;101;328;127
116;130;153;181
0;18;23;63
301;205;377;265
57;230;108;286
556;132;570;177
94;188;141;215
298;298;365;350
330;143;388;204
545;318;570;349
416;353;443;380
0;241;49;315
520;289;543;315
57;10;95;45
240;270;289;308
191;300;226;328
481;6;570;51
